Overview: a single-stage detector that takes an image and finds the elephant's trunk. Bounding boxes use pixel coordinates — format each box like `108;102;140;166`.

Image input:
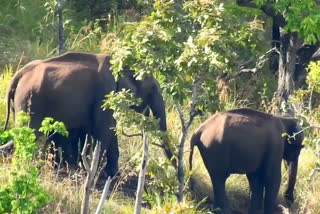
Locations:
189;130;201;172
149;93;166;132
189;142;195;172
284;159;298;203
148;91;176;164
188;130;201;191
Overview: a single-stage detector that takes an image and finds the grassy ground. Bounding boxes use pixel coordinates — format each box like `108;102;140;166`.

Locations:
1;67;320;214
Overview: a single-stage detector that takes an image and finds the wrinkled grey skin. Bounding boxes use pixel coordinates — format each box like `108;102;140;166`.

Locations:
189;108;304;214
1;52;172;177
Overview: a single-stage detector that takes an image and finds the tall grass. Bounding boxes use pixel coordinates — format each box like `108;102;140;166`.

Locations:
0;66;13;129
1;61;320;213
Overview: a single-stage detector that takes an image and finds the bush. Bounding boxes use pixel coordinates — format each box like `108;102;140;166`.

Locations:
0;112;68;214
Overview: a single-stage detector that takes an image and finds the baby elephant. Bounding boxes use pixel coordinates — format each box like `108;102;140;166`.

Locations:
189;108;304;214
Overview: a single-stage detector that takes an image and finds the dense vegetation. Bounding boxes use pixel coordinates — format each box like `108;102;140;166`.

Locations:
0;0;320;213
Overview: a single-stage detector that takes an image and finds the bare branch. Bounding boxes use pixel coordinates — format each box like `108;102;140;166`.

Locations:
237;0;287;27
47;131;58;139
221;48;277;82
175;101;186;130
291;104;320;129
151;142;165;149
90;141;101;175
186;77;201;128
122;130;143;138
312;46;320;61
134;130;149;214
81;135;91;172
236;0;257;8
95;176;112;214
238;48;277;73
308;168;320;181
81;140;101;214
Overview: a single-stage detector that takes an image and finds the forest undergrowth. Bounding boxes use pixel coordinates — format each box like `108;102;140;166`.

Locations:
1;67;320;214
1;0;320;212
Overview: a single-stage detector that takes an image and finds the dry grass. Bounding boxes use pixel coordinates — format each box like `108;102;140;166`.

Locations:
186;130;320;214
1;71;320;213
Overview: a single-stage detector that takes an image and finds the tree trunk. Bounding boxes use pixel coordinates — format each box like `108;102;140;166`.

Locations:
177;127;187;203
275;32;301;111
57;0;64;55
175;78;200;203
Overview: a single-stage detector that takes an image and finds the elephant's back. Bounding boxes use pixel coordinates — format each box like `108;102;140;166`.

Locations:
15;52;114;94
197;111;283;173
12;53;116;129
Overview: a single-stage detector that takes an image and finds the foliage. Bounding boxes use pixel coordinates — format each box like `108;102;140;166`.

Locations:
105;0;266;204
143;156;178;206
0;112;68;214
0;0;47;40
39;117;69;138
103;89;164;139
104;89;181;208
289;61;320;173
106;0;265;112
254;0;320;44
147;196;207;214
0;67;13;128
306;61;320;93
66;0;153;20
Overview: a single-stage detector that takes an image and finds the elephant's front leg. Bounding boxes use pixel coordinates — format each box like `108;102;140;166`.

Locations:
209;173;231;214
92;107;119;178
105;135;119;177
284;159;298;203
264;166;281;214
246;172;264;214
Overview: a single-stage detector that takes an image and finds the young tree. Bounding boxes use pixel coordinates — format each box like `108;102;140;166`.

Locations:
237;0;320;109
105;0;265;202
103;89;164;213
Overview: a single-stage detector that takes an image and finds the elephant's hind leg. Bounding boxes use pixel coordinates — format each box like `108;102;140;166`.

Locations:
246;172;264;214
209;173;231;214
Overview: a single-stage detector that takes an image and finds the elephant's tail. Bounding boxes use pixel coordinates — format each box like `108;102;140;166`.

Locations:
1;79;17;154
3;90;12;131
189;130;201;172
3;71;22;131
3;81;15;131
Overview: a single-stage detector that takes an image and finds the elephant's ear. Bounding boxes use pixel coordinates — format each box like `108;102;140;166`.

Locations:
117;74;138;95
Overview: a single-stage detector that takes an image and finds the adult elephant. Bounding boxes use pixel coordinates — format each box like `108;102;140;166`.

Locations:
189;108;304;214
1;52;173;177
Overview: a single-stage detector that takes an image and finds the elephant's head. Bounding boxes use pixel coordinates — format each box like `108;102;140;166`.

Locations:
116;69;166;131
283;121;304;162
116;69;174;161
282;119;304;203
